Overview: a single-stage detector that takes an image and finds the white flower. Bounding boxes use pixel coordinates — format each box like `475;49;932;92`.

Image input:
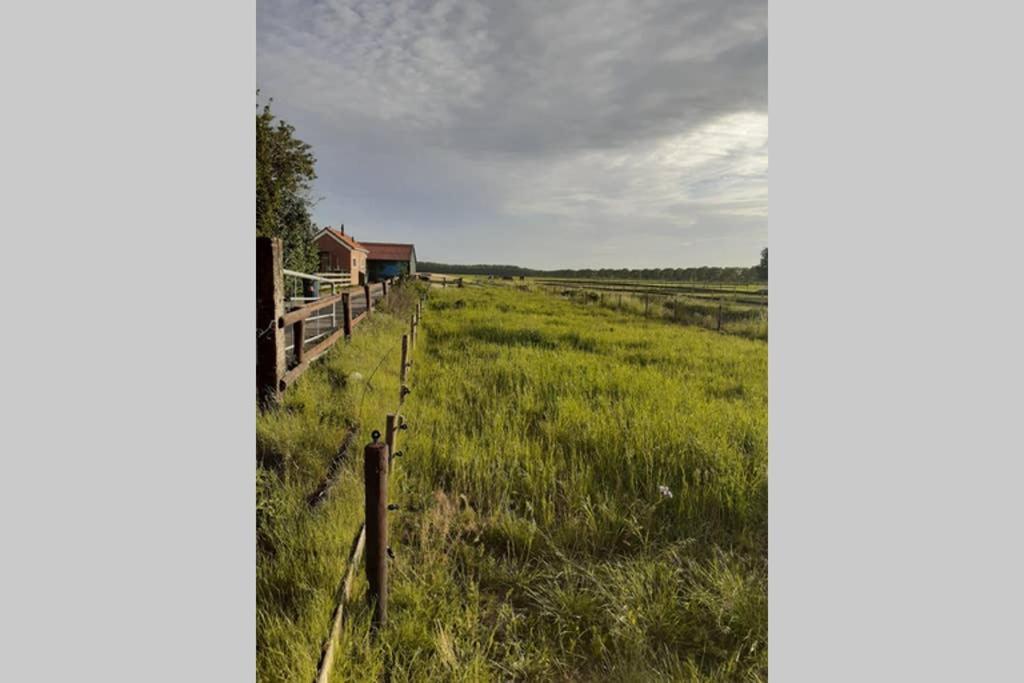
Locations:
350;372;364;382
658;484;673;499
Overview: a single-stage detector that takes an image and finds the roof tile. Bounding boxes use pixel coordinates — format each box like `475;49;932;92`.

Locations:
361;242;415;261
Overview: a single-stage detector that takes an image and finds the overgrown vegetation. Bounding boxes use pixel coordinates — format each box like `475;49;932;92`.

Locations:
297;283;768;681
257;282;426;682
256;94;320;273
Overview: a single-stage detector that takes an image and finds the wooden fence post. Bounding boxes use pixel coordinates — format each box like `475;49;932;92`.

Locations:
342;293;352;338
364;435;389;630
256;237;285;406
410;314;416;350
364;284;372;314
399;335;410;404
385;413;402;469
382;279;388;299
717;298;723;332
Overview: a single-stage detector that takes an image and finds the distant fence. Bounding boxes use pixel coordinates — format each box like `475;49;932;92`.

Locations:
541;282;767;339
415;273;464;288
536;278;768;306
257;237;398;405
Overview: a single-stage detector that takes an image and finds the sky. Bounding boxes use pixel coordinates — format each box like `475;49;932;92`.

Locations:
257;0;766;269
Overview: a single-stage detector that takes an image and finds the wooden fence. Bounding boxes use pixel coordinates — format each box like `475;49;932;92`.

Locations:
532;280;768;340
256;237;428;680
257;237;397;406
415;273;464;288
538;278;768;307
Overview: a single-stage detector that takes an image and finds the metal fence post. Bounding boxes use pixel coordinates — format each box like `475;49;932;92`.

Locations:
256;237;285;406
364;434;389;630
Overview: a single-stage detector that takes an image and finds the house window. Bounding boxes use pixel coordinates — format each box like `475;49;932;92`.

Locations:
319;251;331;271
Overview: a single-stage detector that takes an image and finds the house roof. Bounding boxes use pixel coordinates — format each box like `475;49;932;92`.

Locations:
314;227;369;253
361;242;416;262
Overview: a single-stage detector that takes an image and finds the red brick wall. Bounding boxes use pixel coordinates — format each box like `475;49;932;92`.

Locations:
314;233;366;283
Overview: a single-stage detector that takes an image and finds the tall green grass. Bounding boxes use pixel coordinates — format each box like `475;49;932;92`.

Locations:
257;281;766;681
327;284;767;681
547;285;768;341
256;283;425;683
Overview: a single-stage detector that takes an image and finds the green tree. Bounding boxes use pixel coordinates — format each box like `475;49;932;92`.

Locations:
256;95;319;273
758;248;768;280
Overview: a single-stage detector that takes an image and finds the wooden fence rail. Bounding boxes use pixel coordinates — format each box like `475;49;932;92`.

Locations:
257;237;399;406
313;523;366;683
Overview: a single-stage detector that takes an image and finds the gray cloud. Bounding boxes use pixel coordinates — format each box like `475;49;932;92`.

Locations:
258;0;767;268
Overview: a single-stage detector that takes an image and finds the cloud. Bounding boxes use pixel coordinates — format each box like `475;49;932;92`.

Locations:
258;0;767;268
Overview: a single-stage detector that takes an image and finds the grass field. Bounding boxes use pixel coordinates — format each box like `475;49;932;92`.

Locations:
533;277;767;296
258;281;767;682
486;276;767;341
533;280;766;313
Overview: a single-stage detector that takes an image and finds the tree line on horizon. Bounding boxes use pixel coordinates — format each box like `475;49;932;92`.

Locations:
421;249;768;282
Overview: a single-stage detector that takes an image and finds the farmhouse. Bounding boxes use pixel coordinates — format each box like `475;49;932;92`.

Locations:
312;225;418;283
312;225;369;285
361;242;417;280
